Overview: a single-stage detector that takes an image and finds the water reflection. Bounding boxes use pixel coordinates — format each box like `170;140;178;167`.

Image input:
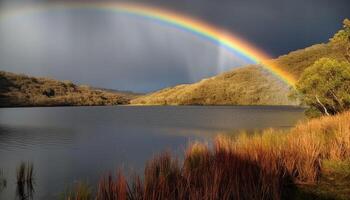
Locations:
16;180;34;200
16;162;35;200
0;169;6;193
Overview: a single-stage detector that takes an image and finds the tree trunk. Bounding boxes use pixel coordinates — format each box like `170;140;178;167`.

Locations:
315;95;330;116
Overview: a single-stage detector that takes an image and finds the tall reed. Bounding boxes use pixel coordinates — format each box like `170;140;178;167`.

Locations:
97;172;128;200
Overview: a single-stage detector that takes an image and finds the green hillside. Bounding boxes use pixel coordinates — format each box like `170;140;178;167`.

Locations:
0;71;139;107
131;21;349;106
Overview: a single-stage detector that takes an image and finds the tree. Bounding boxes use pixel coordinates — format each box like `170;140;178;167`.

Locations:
331;18;350;62
296;58;350;117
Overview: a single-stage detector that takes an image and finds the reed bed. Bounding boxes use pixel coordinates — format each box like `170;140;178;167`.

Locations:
67;111;350;200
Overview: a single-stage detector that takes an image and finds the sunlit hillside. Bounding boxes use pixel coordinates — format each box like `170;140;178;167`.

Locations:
132;66;295;105
131;26;348;106
0;71;140;107
271;43;347;79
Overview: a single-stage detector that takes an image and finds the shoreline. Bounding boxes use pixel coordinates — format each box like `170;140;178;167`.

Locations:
0;104;307;109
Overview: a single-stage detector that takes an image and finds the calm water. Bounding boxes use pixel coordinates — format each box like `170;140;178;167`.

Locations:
0;106;304;199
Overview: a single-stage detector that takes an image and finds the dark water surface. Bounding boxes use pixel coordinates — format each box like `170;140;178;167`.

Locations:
0;106;304;199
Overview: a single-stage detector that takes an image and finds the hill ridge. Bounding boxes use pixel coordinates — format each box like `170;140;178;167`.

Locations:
0;70;139;107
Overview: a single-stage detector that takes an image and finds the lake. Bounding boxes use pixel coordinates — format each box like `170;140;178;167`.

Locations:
0;106;304;199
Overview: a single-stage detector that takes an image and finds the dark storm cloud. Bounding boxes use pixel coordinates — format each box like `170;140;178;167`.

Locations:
0;0;348;92
131;0;350;56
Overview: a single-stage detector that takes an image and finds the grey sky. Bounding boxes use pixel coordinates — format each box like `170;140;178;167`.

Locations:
0;0;348;92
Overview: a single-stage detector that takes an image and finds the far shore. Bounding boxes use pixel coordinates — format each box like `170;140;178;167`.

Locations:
0;104;307;109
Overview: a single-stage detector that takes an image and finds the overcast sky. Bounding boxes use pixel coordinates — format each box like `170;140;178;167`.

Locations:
0;0;349;92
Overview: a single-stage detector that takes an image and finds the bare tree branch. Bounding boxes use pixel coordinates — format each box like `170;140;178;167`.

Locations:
315;95;330;116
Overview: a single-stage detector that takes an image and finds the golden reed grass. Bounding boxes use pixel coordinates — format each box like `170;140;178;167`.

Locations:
67;111;350;200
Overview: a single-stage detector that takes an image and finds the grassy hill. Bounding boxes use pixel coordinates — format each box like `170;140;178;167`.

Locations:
270;42;347;79
131;66;295;105
131;26;348;106
0;71;140;107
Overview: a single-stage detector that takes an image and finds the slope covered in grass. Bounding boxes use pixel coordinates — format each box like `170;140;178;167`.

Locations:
132;27;348;106
132;66;295;105
270;42;347;79
0;71;140;107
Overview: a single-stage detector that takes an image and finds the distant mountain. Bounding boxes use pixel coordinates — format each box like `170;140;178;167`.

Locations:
131;27;348;106
0;71;140;107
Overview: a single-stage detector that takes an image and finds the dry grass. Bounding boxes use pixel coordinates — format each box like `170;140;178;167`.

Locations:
218;111;350;185
131;66;295;106
66;111;350;200
97;172;129;200
73;144;283;200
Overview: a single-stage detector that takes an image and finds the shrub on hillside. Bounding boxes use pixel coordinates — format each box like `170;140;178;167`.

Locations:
330;18;350;62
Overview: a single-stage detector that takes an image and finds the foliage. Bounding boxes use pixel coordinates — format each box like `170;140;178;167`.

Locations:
295;58;350;116
330;19;350;45
330;18;350;62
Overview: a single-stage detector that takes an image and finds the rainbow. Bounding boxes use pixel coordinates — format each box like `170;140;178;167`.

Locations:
0;1;296;86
